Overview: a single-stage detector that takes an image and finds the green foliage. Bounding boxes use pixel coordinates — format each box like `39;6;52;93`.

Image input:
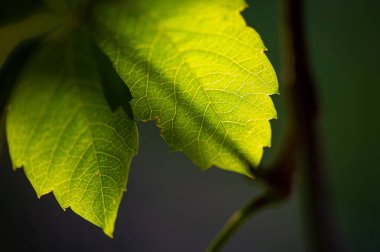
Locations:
1;0;277;236
6;29;138;237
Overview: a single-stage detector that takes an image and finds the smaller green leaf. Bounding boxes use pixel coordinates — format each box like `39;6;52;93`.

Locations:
6;28;138;237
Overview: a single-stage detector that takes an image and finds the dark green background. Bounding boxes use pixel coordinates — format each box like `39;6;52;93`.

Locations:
0;0;379;251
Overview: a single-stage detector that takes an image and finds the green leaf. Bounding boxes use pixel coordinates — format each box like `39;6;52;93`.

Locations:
5;29;138;237
90;0;278;176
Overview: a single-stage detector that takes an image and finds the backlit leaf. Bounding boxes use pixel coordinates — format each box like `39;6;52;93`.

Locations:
91;0;278;176
6;29;138;237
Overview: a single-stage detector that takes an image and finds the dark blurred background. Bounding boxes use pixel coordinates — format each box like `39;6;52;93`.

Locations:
0;0;379;251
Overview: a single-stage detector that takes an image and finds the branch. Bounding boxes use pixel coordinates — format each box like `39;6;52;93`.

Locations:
205;192;276;252
283;0;347;250
205;128;298;252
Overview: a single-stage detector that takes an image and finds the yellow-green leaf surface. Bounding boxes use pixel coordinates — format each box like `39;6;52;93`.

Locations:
6;29;138;237
91;0;278;176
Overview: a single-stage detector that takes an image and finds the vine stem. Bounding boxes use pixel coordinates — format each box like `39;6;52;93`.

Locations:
283;0;347;250
205;0;346;251
205;128;297;252
205;193;275;252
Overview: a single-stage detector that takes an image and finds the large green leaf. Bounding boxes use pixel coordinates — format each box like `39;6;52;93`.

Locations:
91;0;278;176
6;29;138;237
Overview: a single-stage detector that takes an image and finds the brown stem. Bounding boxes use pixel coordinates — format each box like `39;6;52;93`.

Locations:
283;0;347;251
